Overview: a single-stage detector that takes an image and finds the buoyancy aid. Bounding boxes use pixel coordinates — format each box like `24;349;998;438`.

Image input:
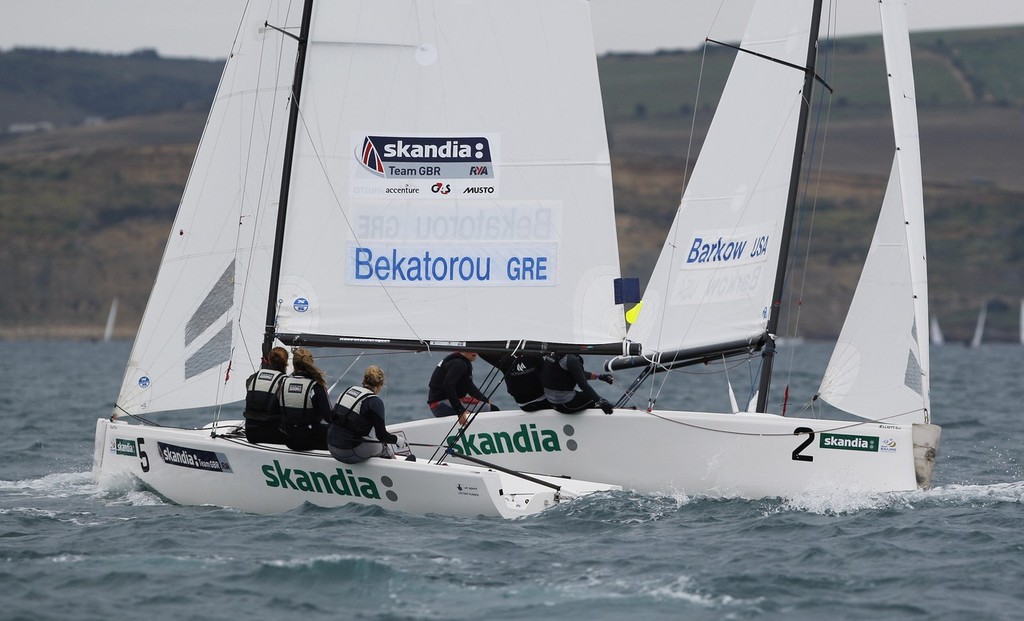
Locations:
279;375;319;426
243;369;284;422
502;354;544;404
332;385;376;436
541;353;575;391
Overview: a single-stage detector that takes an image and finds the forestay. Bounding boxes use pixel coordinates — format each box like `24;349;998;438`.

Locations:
625;0;814;357
115;1;300;416
818;0;931;425
275;0;626;347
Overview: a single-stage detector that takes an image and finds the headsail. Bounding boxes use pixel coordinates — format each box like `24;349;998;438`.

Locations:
818;0;930;425
620;0;816;365
274;0;626;350
115;1;299;416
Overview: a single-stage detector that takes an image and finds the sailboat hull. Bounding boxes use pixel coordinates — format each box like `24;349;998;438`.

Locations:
394;409;940;498
92;419;618;518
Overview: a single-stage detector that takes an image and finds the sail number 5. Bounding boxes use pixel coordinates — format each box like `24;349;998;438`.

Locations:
137;437;150;472
792;427;814;462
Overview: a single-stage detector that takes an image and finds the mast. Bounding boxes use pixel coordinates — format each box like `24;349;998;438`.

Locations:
755;0;825;413
262;0;315;358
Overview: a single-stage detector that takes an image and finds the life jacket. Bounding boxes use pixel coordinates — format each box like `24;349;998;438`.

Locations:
332;385;376;436
541;353;575;391
243;369;284;422
502;354;545;404
279;375;319;426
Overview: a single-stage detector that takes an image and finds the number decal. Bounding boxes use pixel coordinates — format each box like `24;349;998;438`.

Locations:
792;427;814;462
137;437;150;472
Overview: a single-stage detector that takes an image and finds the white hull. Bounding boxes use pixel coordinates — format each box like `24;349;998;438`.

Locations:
92;419;618;518
394;409;941;498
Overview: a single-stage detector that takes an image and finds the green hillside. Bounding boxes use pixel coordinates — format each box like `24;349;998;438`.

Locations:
1;27;1023;341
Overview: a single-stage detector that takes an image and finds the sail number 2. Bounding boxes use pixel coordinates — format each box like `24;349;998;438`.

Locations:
792;427;814;462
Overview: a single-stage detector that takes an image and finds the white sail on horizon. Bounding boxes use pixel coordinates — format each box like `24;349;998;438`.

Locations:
970;300;987;348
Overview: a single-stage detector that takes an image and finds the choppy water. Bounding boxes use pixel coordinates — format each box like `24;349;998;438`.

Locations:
2;340;1022;620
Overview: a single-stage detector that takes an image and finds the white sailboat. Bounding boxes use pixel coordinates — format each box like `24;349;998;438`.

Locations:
398;0;942;497
970;300;987;348
92;0;626;517
102;297;118;342
930;315;944;346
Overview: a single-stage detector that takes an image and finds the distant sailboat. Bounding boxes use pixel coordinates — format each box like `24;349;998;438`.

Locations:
1019;298;1023;345
102;298;118;342
970;300;987;348
930;315;944;346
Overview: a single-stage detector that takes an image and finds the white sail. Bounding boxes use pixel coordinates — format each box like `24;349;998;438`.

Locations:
274;0;625;347
970;301;987;348
115;1;299;416
626;0;813;356
103;298;118;342
818;0;930;425
930;315;944;345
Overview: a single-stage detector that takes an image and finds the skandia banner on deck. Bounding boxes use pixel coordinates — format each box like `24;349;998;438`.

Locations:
351;134;499;198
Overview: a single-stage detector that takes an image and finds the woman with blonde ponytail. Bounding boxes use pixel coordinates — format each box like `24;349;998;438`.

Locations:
277;348;330;450
327;365;403;464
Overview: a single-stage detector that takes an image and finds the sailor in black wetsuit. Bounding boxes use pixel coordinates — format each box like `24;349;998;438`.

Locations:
480;351;553;412
244;346;290;444
278;348;330;451
427;351;497;426
328;365;400;464
540;352;614;414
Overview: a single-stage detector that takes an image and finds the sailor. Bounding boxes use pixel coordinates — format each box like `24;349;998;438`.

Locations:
327;365;402;464
479;351;553;412
540;352;614;414
427;351;497;426
278;347;330;451
243;346;289;444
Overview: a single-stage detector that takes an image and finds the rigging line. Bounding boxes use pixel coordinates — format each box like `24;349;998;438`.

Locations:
445;450;566;493
642;41;713;378
326;352;363;397
644;407;923;438
237;20;290;373
780;0;839;400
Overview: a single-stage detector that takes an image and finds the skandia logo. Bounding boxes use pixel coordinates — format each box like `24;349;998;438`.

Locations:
357;135;492;178
114;438;137;456
819;433;879;452
262;460;395;502
157;442;233;472
447;423;561;457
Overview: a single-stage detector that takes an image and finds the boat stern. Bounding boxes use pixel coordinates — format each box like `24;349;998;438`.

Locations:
912;423;942;488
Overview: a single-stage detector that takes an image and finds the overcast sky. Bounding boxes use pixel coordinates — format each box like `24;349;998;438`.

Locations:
3;0;1024;59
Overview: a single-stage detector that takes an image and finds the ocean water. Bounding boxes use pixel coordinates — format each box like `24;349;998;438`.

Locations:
2;340;1023;620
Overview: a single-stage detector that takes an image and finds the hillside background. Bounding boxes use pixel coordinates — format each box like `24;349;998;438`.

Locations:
1;27;1022;342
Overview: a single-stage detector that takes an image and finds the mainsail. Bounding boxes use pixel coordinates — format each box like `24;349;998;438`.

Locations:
818;0;930;425
274;0;626;349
